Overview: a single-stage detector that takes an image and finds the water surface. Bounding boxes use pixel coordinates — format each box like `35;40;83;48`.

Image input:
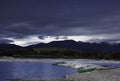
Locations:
0;61;77;81
0;58;120;81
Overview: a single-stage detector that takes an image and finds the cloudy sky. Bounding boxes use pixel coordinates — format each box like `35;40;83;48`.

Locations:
0;0;120;46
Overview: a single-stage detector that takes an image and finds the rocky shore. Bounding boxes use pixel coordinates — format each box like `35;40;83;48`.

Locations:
65;68;120;81
11;68;120;81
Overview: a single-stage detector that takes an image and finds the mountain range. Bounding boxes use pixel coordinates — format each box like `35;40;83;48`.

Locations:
0;40;120;52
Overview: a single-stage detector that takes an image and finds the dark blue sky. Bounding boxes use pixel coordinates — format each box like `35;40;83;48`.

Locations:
0;0;120;46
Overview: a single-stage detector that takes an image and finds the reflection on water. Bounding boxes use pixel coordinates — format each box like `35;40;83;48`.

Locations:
0;61;77;81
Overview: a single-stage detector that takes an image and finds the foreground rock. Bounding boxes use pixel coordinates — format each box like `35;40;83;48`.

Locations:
11;68;120;81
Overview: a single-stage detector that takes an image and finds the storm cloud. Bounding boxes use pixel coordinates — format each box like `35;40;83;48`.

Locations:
0;0;120;46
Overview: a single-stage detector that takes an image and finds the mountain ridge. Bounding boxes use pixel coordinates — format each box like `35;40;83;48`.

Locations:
0;40;120;52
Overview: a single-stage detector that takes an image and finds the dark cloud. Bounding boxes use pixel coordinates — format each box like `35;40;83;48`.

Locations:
0;39;13;44
0;0;120;44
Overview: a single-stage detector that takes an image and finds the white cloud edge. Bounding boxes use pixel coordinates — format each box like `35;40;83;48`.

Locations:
3;35;120;47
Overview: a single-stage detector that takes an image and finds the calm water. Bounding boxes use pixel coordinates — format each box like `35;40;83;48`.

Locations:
0;61;77;81
0;59;120;81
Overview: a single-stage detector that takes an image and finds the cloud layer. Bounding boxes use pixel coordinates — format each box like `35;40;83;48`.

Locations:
3;35;120;46
0;0;120;46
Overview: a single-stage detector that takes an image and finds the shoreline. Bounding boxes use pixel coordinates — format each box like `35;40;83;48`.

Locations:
0;58;119;81
0;57;52;63
11;68;120;81
0;57;120;63
0;58;119;70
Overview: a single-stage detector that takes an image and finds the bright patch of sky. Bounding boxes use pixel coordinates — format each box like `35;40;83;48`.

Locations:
3;35;111;47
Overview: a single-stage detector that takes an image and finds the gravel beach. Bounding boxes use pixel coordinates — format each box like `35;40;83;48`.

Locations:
65;68;120;81
11;68;120;81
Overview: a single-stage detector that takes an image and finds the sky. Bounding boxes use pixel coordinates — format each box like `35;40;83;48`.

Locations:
0;0;120;46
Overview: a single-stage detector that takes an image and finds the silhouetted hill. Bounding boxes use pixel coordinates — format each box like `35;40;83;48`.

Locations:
0;41;120;59
27;40;120;52
0;40;120;52
0;43;22;49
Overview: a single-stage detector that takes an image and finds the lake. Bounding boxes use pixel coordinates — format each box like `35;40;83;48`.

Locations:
0;61;77;81
0;58;120;81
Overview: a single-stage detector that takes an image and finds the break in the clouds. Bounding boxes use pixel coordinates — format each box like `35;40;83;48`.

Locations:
4;35;120;46
0;0;120;46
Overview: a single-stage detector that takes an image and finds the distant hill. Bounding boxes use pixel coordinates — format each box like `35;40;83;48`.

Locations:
27;40;120;52
0;41;120;59
0;43;22;49
0;40;120;52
